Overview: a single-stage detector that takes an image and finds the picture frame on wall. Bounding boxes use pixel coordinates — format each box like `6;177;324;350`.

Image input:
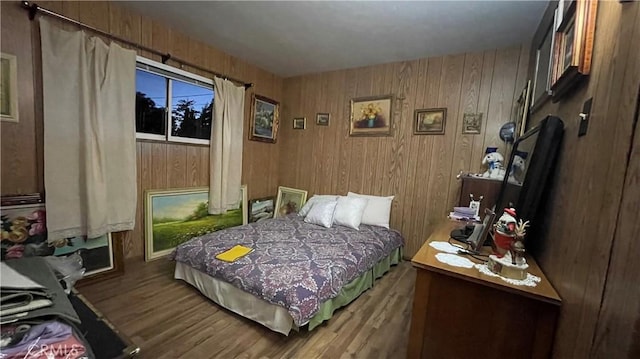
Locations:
349;95;393;137
0;52;19;123
531;20;555;112
248;196;275;223
550;0;598;101
462;113;483;134
274;186;307;218
316;113;330;126
413;108;446;135
293;117;306;129
249;94;279;143
515;80;532;137
0;203;118;279
144;185;248;261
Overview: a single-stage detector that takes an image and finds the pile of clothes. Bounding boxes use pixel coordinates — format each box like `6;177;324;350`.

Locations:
0;257;93;359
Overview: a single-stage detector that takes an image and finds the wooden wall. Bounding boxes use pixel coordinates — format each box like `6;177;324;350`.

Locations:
0;1;284;258
0;1;40;194
527;1;640;358
280;46;529;257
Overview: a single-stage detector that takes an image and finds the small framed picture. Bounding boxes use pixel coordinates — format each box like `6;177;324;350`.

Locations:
293;117;306;130
316;113;330;126
462;113;483;134
248;196;275;223
414;108;446;135
274;186;307;218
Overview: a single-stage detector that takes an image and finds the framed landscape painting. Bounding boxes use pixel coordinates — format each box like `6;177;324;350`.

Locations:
414;108;446;135
249;94;279;143
145;185;248;261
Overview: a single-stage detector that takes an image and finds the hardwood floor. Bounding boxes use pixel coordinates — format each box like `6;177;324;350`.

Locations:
79;258;416;358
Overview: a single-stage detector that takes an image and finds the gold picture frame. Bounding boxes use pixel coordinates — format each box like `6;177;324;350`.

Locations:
316;112;330;126
249;94;279;143
515;80;532;137
144;185;247;261
274;186;307;218
1;52;18;123
414;108;446;135
462;113;483;134
550;0;598;101
349;95;393;137
293;117;306;129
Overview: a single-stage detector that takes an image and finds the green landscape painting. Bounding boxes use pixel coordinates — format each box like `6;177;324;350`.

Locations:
145;187;246;260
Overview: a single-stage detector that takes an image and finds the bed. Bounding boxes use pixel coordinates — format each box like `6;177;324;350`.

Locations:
170;214;404;335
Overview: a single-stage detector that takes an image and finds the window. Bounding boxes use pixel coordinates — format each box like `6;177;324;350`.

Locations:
135;57;214;145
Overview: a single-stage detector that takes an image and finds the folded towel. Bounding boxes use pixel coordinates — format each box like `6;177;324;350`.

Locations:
215;245;254;262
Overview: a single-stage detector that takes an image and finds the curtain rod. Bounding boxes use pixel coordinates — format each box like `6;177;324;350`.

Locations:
21;1;254;89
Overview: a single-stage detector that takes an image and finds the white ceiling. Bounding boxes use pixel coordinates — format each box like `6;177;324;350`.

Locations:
119;1;547;78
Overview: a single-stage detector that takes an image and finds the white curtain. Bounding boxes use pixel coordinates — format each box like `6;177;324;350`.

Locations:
40;19;137;241
209;77;245;214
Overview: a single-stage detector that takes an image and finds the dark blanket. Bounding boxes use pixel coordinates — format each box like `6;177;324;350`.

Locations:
171;215;404;326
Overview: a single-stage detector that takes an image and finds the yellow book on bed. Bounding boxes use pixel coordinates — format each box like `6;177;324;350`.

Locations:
215;245;254;262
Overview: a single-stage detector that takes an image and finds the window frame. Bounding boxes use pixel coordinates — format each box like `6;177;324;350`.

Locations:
135;56;214;145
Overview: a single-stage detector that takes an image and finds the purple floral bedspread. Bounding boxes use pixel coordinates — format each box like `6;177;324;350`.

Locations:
170;215;404;326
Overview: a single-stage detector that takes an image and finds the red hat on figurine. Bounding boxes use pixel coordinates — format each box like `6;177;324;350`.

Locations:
504;208;516;217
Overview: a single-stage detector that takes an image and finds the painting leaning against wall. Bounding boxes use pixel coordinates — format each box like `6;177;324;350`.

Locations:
144;186;248;261
0;203;114;276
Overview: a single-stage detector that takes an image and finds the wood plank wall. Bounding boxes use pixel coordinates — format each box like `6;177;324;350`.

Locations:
280;46;528;257
0;1;40;194
526;1;640;358
0;1;284;258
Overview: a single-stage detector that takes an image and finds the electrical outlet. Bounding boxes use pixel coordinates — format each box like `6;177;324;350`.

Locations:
578;97;592;137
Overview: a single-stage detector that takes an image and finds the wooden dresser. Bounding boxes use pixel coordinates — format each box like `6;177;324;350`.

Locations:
407;221;561;358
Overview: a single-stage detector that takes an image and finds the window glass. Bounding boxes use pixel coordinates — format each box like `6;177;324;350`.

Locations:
135;69;167;135
171;80;213;140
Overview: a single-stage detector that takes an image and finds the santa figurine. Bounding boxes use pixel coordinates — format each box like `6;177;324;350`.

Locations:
492;207;518;257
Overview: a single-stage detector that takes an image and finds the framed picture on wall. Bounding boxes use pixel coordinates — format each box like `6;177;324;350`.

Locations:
550;0;598;101
349;95;393;137
316;113;330;126
515;80;532;137
249;94;279;143
293;117;306;129
462;113;483;134
531;20;554;112
144;186;248;261
0;52;19;123
414;108;446;135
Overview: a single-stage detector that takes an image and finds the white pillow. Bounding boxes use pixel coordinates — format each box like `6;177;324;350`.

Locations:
304;200;338;228
333;196;368;230
347;192;394;228
298;195;339;217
